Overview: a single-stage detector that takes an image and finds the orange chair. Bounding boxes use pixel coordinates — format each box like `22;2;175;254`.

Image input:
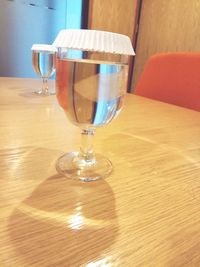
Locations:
134;53;200;111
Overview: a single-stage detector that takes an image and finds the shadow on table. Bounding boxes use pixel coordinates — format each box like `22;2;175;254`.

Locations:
8;82;55;99
8;86;48;98
8;175;118;266
1;86;56;110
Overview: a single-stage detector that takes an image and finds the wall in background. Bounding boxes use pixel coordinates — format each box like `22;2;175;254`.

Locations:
0;0;67;78
66;0;83;29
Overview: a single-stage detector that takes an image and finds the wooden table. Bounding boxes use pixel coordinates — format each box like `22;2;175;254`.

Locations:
0;77;200;267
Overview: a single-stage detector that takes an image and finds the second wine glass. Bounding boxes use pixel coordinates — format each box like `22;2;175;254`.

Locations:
32;44;57;96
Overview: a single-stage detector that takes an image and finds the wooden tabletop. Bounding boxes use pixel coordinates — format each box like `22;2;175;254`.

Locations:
0;77;200;267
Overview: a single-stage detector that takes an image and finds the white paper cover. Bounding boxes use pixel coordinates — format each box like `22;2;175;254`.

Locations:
53;29;135;56
31;44;57;52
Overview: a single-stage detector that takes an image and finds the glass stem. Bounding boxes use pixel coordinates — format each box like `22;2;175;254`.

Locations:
79;128;95;163
42;78;48;94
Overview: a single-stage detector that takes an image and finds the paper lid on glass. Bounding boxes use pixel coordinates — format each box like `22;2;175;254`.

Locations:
31;44;57;52
52;29;135;56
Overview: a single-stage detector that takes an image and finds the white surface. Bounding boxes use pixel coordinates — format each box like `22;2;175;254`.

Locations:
31;44;57;52
53;29;135;55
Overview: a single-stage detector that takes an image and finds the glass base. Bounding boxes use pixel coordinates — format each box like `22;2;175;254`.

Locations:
56;152;113;181
34;89;55;96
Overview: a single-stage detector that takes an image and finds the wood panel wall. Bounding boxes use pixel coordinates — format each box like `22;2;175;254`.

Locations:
87;0;139;91
131;0;200;90
88;0;138;39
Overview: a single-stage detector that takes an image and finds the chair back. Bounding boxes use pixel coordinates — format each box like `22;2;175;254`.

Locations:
134;53;200;111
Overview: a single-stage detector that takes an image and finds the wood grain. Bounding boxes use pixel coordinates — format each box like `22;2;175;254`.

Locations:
132;0;200;89
88;0;138;39
88;0;139;91
0;77;200;266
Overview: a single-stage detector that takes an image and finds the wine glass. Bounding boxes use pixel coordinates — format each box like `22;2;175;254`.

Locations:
55;49;130;181
32;44;57;96
53;29;134;181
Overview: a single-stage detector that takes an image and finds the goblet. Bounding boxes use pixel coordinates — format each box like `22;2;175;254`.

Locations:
54;30;135;181
32;44;57;96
